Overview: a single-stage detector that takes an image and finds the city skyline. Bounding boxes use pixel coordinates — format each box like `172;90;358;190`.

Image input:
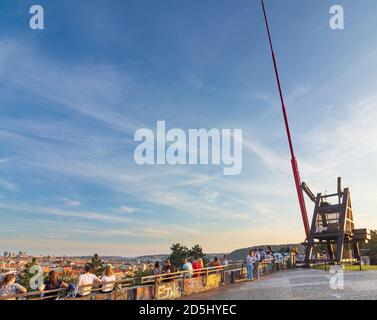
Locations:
1;0;377;256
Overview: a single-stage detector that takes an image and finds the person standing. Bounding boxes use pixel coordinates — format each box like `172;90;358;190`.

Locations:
253;249;261;280
182;259;193;278
209;256;221;268
246;250;254;280
221;255;229;266
192;258;203;278
259;249;266;261
153;261;162;275
163;260;175;274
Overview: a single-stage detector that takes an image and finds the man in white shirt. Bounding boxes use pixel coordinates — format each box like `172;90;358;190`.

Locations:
182;259;193;278
77;265;101;297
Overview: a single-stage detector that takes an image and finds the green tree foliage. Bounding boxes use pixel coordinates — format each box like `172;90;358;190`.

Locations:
277;246;290;254
88;253;105;276
59;272;78;284
130;269;154;285
18;257;38;289
189;245;209;267
361;230;377;264
168;243;189;268
168;243;209;268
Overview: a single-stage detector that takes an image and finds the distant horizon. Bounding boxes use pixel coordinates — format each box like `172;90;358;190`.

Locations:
0;241;304;258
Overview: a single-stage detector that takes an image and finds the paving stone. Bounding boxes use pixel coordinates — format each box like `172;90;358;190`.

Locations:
180;269;377;300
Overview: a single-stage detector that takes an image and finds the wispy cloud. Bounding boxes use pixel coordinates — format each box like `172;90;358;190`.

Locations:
63;198;81;207
0;158;12;165
0;39;144;134
0;178;18;192
0;202;132;224
119;206;137;214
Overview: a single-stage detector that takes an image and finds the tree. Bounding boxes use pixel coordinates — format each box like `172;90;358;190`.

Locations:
19;257;39;289
168;243;189;268
361;230;377;264
189;245;209;267
88;253;105;276
278;246;290;254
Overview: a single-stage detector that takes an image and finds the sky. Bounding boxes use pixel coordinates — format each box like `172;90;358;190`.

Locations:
0;0;377;256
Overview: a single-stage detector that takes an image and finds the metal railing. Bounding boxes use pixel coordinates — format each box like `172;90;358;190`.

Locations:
0;258;287;300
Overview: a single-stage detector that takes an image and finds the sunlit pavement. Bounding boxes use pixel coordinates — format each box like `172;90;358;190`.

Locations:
180;268;377;300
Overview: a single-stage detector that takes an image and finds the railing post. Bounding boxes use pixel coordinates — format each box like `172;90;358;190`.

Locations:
182;272;186;295
154;276;159;300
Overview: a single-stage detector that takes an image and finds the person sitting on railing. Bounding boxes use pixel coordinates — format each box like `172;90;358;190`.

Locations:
76;265;101;297
153;261;162;275
100;264;116;293
38;270;68;300
209;256;222;269
192;258;204;278
246;250;254;281
182;259;193;278
0;273;27;300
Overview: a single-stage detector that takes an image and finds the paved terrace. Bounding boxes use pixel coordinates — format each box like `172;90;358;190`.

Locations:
181;268;377;300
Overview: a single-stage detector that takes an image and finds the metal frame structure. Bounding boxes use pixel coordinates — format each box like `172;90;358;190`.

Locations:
261;1;370;265
302;178;370;264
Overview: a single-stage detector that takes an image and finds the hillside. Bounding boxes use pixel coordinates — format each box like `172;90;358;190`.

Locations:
228;244;305;261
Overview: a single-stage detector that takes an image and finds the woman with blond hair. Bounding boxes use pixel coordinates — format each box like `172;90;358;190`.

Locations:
101;265;116;293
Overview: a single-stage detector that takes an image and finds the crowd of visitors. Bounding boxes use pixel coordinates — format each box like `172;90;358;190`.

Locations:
0;248;282;299
0;264;117;300
149;254;229;280
246;247;276;281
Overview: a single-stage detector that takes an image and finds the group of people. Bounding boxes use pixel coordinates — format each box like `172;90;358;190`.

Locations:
246;247;275;281
152;255;229;278
1;249;277;299
71;264;117;298
0;264;117;300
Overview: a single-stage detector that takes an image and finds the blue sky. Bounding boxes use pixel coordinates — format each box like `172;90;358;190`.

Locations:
1;0;377;256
